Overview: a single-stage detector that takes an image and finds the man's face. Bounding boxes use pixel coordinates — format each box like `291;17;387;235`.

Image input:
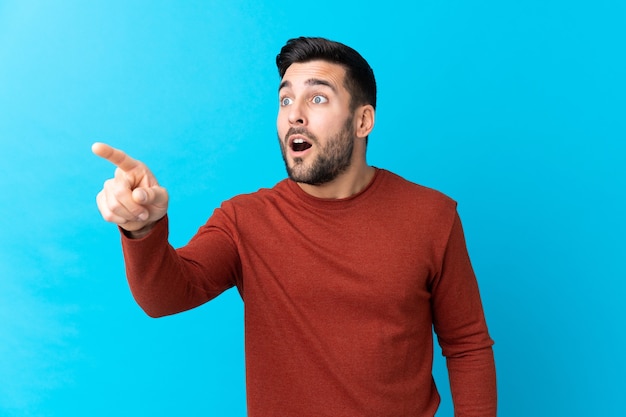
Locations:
277;60;356;185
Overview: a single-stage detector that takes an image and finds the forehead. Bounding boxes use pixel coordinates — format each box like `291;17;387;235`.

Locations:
279;60;347;92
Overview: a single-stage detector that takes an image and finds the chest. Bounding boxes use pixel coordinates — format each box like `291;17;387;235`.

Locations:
237;205;440;316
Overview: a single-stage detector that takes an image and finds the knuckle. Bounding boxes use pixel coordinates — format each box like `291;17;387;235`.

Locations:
130;207;145;218
98;205;116;223
111;186;128;201
107;199;123;212
102;211;116;222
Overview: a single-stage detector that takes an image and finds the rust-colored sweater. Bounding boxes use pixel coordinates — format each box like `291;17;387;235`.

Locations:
121;169;496;416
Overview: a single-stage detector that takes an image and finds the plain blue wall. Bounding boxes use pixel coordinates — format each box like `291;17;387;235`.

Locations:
0;1;624;415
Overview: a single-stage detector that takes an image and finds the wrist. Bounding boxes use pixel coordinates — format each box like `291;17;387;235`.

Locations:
122;222;156;239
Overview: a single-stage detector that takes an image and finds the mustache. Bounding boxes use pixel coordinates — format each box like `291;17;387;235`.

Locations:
284;127;318;144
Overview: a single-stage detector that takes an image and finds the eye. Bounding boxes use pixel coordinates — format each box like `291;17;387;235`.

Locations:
312;95;328;104
280;97;293;106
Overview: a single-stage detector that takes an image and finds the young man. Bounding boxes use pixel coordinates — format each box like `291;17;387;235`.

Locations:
93;37;496;416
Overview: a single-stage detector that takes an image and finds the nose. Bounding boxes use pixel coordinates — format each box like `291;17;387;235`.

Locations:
287;100;306;126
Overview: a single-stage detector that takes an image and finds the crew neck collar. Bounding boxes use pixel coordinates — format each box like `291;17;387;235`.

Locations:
286;168;382;209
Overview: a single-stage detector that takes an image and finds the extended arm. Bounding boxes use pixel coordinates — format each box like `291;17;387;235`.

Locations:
93;143;239;316
120;215;240;317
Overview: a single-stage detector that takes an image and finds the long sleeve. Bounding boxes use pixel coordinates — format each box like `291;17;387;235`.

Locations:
431;213;497;416
121;215;241;317
115;171;497;416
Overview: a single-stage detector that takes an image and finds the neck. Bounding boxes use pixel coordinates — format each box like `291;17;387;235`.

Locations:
297;160;376;199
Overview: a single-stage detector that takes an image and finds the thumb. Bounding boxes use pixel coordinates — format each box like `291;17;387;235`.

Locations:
132;188;148;204
132;186;168;206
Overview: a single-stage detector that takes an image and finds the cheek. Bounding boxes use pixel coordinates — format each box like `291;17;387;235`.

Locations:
315;114;345;136
276;112;288;137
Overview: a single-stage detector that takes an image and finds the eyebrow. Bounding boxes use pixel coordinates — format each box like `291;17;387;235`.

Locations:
278;78;337;93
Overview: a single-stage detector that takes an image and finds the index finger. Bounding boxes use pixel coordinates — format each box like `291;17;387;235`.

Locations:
92;142;141;172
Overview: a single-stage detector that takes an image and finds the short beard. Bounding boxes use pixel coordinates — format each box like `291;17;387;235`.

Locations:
279;116;355;186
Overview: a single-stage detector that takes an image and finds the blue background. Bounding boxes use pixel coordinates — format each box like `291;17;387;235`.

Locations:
1;1;624;415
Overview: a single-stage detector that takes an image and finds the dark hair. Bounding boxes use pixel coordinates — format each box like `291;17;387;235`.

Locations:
276;37;377;110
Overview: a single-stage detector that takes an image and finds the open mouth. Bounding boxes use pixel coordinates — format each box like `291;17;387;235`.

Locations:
291;137;313;152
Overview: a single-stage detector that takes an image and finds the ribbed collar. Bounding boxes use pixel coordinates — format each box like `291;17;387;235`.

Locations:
284;168;384;210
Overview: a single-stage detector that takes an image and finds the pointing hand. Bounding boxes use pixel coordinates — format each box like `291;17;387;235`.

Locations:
92;142;169;237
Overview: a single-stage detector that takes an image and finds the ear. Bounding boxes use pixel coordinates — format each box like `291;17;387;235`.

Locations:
354;104;375;139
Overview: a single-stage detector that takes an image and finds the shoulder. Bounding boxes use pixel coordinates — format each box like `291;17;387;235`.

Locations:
375;169;457;213
212;179;294;220
225;179;291;206
372;169;461;249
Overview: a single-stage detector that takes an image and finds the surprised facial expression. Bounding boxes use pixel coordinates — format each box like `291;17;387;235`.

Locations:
277;61;357;186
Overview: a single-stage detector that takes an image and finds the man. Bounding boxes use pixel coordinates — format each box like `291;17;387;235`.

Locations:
94;37;496;416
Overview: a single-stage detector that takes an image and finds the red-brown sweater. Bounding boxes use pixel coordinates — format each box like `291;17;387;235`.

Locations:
121;169;496;416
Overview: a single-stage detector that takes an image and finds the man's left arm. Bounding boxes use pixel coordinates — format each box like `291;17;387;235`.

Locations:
431;212;497;416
